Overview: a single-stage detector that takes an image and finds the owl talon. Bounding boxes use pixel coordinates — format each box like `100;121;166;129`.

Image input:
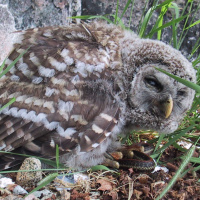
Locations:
104;144;156;170
103;158;120;169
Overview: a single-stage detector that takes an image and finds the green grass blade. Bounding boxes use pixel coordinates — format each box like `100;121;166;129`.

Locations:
157;3;170;40
155;68;200;93
190;96;200;113
171;15;177;48
170;2;180;19
192;44;200;56
177;1;200;49
0;168;69;174
187;157;200;164
169;2;180;48
0;150;64;168
192;165;200;172
90;165;112;171
114;0;119;24
185;19;200;29
139;0;177;38
180;0;189;17
128;0;135;27
25;173;59;197
153;133;165;153
173;142;187;152
155;145;195;200
0;49;30;111
37;172;59;186
137;0;149;35
154;125;195;154
70;15;98;19
0;48;29;79
0;58;7;73
192;57;200;68
146;14;188;38
155;0;174;9
139;7;155;38
189;38;200;58
120;0;132;20
56;144;60;169
0;98;16;111
71;15;113;24
110;15;126;29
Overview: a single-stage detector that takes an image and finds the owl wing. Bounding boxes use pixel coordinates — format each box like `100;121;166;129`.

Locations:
0;25;121;169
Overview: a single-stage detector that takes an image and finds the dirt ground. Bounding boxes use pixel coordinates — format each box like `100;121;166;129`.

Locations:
1;143;200;200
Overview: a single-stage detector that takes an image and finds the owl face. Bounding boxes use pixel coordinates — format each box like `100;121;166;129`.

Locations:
128;65;195;133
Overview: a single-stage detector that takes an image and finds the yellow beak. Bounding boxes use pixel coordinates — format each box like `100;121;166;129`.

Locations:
163;96;173;118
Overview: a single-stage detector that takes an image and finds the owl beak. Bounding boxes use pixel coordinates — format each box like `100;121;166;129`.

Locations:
163;96;173;118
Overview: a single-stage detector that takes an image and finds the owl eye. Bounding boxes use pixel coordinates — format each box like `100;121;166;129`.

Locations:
144;77;163;91
177;90;186;96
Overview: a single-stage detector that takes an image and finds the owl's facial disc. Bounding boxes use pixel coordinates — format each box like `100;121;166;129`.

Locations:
128;65;194;133
143;75;173;118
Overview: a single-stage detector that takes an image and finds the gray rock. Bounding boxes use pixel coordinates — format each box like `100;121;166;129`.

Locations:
0;4;16;64
0;0;81;30
3;195;24;200
32;189;54;199
13;185;28;195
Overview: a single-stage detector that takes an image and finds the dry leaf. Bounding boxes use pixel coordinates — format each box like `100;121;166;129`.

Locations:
97;179;113;191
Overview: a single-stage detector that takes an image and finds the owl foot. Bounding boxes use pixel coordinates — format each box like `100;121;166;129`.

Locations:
103;158;120;169
103;151;123;169
104;144;156;171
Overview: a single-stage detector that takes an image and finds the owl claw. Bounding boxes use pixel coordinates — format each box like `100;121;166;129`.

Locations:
103;158;120;169
103;144;155;170
103;152;122;168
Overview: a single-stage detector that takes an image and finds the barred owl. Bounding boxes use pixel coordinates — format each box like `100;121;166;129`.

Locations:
0;21;196;170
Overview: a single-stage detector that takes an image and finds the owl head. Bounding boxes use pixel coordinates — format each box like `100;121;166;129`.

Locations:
121;38;196;134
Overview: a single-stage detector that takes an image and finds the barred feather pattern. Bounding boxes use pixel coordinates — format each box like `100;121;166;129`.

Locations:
0;21;196;169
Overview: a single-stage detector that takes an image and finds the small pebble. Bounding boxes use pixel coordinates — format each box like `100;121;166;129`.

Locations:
13;185;28;195
32;189;54;199
16;157;42;186
0;177;14;188
152;166;169;173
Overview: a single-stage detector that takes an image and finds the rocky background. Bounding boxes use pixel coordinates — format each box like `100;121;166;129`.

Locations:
0;0;199;62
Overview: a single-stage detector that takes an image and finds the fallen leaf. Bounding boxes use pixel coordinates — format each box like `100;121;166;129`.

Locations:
97;179;113;191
